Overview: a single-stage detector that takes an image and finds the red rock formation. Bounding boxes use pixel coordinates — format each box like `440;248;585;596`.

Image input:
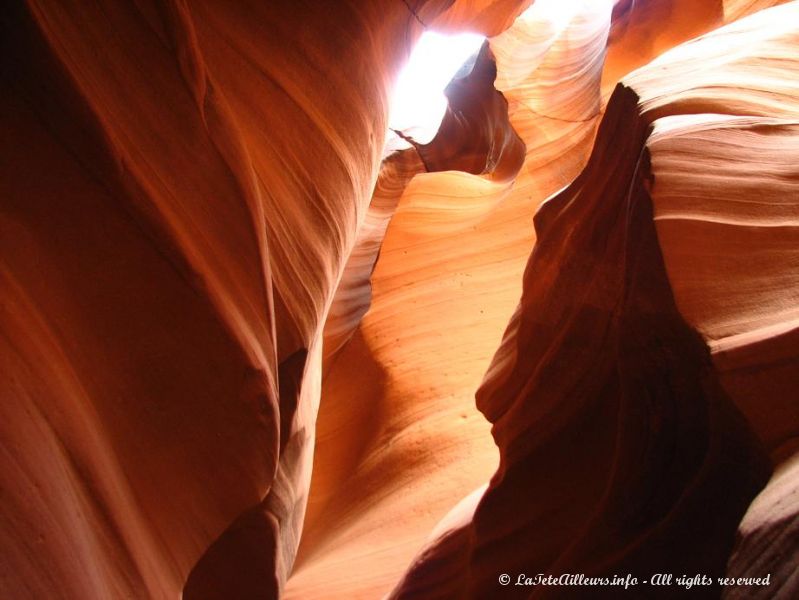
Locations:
0;1;528;598
322;42;524;367
388;2;799;598
0;0;420;597
387;83;772;600
724;453;799;599
292;37;526;600
2;0;797;598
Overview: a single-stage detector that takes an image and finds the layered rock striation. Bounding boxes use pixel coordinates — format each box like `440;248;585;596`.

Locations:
1;1;797;599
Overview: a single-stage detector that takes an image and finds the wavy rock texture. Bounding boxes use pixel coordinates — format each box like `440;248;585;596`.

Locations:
297;0;780;595
648;115;799;460
387;86;770;600
723;0;792;21
289;39;527;600
288;3;621;598
601;0;724;93
0;1;517;598
634;9;799;594
321;149;424;366
724;453;799;599
388;2;799;598
2;0;798;599
491;0;612;196
322;43;524;367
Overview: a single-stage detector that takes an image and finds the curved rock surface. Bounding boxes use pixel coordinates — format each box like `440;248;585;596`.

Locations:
289;3;620;597
0;0;452;597
2;0;798;599
388;2;799;598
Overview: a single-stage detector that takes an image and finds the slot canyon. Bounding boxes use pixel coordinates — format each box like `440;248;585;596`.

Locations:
1;0;797;598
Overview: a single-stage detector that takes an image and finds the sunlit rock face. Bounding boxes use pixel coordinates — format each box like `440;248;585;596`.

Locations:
2;1;798;600
0;1;421;598
386;4;799;599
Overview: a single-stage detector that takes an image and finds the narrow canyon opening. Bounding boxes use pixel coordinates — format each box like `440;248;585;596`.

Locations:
3;1;798;599
385;30;485;152
287;17;534;599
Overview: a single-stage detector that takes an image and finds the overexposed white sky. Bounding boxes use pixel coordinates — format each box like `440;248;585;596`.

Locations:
384;0;594;155
387;31;485;148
